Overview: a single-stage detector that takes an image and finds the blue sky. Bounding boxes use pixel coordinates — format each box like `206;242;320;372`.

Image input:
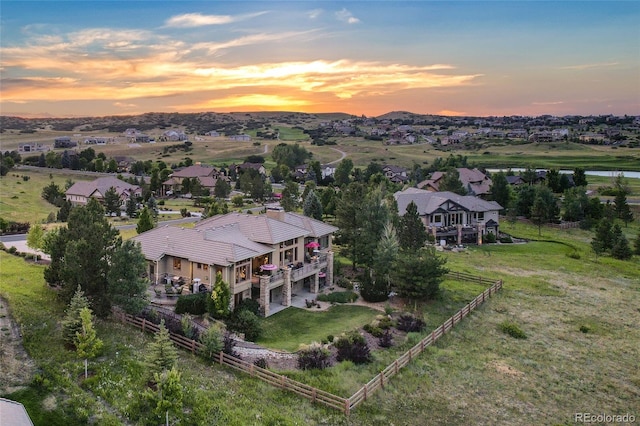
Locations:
1;1;638;117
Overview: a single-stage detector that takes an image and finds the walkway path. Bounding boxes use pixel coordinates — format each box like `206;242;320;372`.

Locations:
327;147;347;164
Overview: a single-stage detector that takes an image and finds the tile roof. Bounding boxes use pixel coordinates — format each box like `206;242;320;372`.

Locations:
280;212;338;237
195;212;309;244
65;176;140;198
171;165;217;178
132;224;272;265
394;188;502;215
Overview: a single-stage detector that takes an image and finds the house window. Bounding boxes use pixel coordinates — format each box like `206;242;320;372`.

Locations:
203;264;208;270
235;261;250;283
433;214;442;223
173;258;181;270
477;212;485;221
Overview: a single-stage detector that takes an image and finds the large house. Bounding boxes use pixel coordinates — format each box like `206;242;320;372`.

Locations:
394;188;502;245
418;167;492;197
132;209;338;317
65;176;142;207
161;164;226;196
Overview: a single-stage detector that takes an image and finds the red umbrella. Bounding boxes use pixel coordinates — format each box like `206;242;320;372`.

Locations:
305;241;320;248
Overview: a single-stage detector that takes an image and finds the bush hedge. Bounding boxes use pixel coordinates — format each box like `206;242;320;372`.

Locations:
175;292;208;315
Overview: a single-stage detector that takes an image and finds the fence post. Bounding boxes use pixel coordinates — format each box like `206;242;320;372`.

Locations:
345;399;350;416
142;318;146;333
380;372;384;389
281;375;286;388
191;339;196;353
219;352;223;365
395;359;399;374
364;384;368;401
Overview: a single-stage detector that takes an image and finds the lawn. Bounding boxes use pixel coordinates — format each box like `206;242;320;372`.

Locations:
257;304;380;351
1;218;639;425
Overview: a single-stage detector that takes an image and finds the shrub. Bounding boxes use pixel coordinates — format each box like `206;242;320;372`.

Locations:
566;251;581;260
175;293;208;315
378;329;394;348
396;314;426;332
384;303;394;315
363;323;384;337
227;309;263;341
235;298;261;315
500;320;527;339
499;235;513;243
180;314;197;340
334;332;372;364
579;325;591;334
198;324;224;360
337;277;352;289
326;334;334;342
316;291;358;304
254;358;268;369
297;344;331;370
222;332;240;358
485;232;497;243
157;200;165;206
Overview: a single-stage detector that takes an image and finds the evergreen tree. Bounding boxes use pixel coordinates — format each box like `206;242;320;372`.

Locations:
489;172;511;211
438;168;466;195
146;320;178;377
530;194;549;236
393;247;448;301
335;182;366;269
573;167;588;187
75;307;103;379
107;240;149;315
320;187;338;218
546;168;561;193
562;187;589;222
359;186;390;269
209;272;231;319
62;285;90;347
103;186;121;216
214;178;231;199
57;199;72;222
364;222;398;302
614;191;634;227
334;158;353;187
591;219;613;259
144;367;183;426
302;189;323;220
44;198;121;317
280;181;299;212
136;207;155;234
515;185;537;217
611;231;633;260
634;231;640;255
398;201;428;251
126;196;138;218
150;168;160;194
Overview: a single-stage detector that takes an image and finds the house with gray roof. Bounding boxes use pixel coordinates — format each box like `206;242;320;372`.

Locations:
65;176;141;207
418;167;492;198
394;188;502;245
133;209;338;316
162;164;225;196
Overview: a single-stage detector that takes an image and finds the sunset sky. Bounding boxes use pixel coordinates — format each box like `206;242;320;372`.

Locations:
1;1;639;118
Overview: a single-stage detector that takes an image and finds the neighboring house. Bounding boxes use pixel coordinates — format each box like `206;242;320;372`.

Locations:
18;142;48;153
162;164;222;196
205;130;220;137
234;162;267;176
65;176;142;207
506;175;526;186
394;188;502;245
383;165;409;183
133;209;338;317
230;134;251;142
418;168;492;197
162;130;188;141
54;136;76;148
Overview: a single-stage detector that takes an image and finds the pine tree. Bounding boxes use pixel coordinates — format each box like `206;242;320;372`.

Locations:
136;207;155;234
438;168;466;195
103;186;121;216
62;285;90;347
614;191;634;227
75;307;103;379
144;367;183;426
146;320;178;377
302;189;323;220
126;196;138;218
107;240;149;315
489;171;511;211
393;247;448;302
398;201;428;251
609;224;632;260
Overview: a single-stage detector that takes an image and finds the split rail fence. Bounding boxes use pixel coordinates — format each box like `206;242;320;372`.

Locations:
119;273;503;415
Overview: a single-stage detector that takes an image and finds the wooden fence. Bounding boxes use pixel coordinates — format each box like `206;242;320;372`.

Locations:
118;313;349;412
346;278;503;414
118;274;503;415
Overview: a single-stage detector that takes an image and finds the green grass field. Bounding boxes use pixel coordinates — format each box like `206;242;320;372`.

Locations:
1;215;639;424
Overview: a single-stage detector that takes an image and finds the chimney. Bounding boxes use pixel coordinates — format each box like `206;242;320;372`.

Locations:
266;207;285;222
